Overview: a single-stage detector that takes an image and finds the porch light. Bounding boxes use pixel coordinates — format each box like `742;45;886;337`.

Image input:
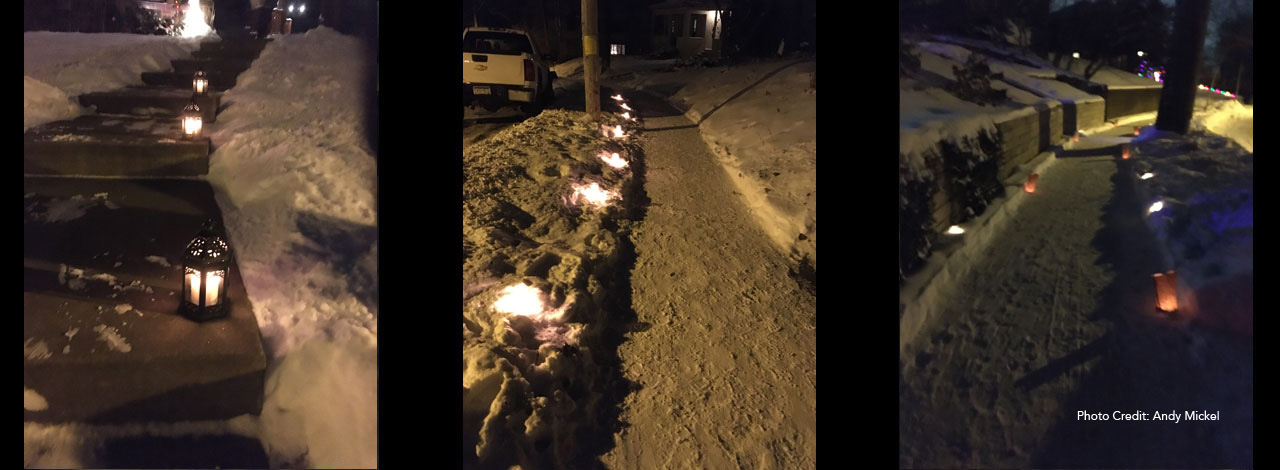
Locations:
180;220;232;321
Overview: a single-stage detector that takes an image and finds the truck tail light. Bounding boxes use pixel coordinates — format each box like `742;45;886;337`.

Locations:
524;59;535;82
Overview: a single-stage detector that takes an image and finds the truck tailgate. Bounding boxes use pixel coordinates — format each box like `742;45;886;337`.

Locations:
463;53;527;86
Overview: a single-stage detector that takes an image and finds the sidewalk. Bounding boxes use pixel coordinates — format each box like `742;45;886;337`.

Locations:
899;119;1252;468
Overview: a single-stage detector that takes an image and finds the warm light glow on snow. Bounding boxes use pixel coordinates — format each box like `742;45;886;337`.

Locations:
620;103;632;111
1072;52;1080;59
571;182;620;207
182;0;212;37
599;151;628;169
1140;172;1154;180
611;94;625;101
946;225;964;235
493;284;545;316
612;125;626;138
1148;201;1164;214
621;112;631;119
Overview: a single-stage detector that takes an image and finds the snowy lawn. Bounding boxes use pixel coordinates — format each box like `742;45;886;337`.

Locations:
206;27;378;468
23;32;201;130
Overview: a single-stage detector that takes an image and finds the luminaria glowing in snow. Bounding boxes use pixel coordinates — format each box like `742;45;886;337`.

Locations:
946;225;965;235
599;151;628;169
493;283;546;316
1148;201;1164;214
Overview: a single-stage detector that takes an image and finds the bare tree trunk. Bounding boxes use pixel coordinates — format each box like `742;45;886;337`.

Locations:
1155;0;1211;134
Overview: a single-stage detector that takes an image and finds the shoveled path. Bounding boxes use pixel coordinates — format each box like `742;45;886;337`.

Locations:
899;119;1252;468
599;92;816;469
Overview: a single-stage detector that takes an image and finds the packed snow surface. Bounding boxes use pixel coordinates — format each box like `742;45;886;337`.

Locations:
206;26;378;469
1191;98;1252;153
604;56;817;267
23;32;201;130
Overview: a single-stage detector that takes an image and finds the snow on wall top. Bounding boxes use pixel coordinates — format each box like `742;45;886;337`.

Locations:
917;41;1100;103
1060;57;1161;88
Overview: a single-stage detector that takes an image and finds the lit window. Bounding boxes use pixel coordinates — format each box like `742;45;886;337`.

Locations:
690;14;705;38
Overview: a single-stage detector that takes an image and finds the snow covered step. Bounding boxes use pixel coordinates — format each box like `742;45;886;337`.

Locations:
171;58;255;75
24;115;210;177
23;177;267;424
195;38;270;58
142;71;236;91
79;86;220;123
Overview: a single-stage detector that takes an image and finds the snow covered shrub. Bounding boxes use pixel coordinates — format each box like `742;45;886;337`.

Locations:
939;128;1003;221
900;38;921;76
899;149;940;283
948;54;1006;106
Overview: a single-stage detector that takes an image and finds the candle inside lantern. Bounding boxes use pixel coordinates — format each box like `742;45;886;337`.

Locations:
1153;271;1177;312
193;71;208;95
187;270;223;306
1024;173;1039;193
1072;131;1079;143
1134;126;1141;136
1121;144;1130;159
183;115;203;137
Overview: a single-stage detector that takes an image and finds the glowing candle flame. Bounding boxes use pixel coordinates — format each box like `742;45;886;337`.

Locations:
946;225;964;235
1148;201;1164;214
182;0;212;37
599;151;628;169
493;284;545;316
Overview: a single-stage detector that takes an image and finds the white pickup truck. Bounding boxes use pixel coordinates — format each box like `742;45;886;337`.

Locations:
462;27;555;114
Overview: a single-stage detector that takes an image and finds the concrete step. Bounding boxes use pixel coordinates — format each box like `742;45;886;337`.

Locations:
79;87;220;123
23;177;267;424
24;115;210;177
171;58;254;75
197;38;270;57
142;71;236;91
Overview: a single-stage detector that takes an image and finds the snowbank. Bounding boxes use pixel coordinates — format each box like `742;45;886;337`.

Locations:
207;27;378;468
23;32;201;130
1192;99;1253;153
462;109;643;469
1131;118;1252;335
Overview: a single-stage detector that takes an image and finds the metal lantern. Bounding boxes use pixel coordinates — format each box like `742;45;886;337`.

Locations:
180;219;232;321
193;70;209;95
182;99;203;138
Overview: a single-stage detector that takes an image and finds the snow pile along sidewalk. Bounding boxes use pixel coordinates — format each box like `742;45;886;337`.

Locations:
1191;98;1253;153
1131;117;1252;335
463;109;643;469
23;32;202;130
207;26;378;468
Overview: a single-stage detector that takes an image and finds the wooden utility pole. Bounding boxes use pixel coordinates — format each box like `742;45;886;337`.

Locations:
1155;0;1212;134
582;0;601;121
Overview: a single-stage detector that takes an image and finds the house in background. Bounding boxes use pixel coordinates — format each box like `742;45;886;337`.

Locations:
649;0;727;58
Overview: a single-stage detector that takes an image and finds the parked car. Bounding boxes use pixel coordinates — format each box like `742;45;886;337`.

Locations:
462;27;555;114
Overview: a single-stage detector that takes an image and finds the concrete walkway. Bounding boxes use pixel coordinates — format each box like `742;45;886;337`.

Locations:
899;119;1252;468
599;91;816;469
